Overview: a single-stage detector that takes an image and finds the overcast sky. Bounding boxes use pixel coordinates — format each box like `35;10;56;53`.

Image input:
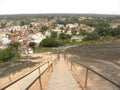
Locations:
0;0;120;15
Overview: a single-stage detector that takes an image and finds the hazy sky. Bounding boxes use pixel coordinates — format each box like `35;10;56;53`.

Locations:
0;0;120;15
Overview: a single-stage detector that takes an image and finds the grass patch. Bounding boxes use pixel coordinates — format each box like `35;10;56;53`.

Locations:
0;60;3;63
78;40;113;47
34;47;55;53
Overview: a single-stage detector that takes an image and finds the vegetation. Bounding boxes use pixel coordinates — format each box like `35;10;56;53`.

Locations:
40;38;62;47
80;29;87;36
59;33;71;44
20;20;30;26
59;33;71;41
8;42;21;51
83;32;100;41
51;31;58;39
35;47;54;53
29;42;36;50
0;49;20;63
71;28;77;35
40;25;49;34
0;22;6;28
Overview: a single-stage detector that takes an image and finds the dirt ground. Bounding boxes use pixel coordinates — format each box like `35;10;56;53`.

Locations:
0;52;55;89
65;42;120;90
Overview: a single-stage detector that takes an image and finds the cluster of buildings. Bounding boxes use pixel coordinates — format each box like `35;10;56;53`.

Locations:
0;17;95;51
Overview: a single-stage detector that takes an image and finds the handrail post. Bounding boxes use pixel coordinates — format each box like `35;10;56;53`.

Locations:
84;68;89;88
39;67;41;75
64;53;66;62
9;74;12;82
48;61;50;67
71;62;73;71
67;59;68;66
51;62;53;72
38;67;42;90
39;76;42;90
58;52;59;60
53;59;55;68
72;63;77;70
47;61;50;72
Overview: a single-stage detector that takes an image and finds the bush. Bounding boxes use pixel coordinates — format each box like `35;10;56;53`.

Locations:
29;42;36;49
8;42;21;51
83;32;100;41
51;31;57;39
59;33;71;40
35;47;54;53
0;49;20;63
40;38;62;47
0;60;3;63
15;52;20;58
0;49;14;62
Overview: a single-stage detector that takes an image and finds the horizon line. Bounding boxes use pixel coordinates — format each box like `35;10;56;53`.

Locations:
0;13;120;16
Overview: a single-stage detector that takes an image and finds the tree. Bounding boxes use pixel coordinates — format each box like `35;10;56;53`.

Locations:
29;42;36;50
40;38;61;47
0;49;15;62
116;25;120;36
71;28;77;35
51;31;57;39
0;23;6;28
111;25;120;37
59;33;71;41
40;25;49;34
20;20;30;26
80;29;87;36
8;42;21;51
83;32;100;41
95;26;111;36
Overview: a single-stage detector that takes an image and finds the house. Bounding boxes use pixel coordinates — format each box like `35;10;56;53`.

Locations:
1;37;11;45
71;35;84;42
29;33;46;44
66;24;77;29
56;24;64;29
45;31;51;37
51;29;61;34
80;24;95;33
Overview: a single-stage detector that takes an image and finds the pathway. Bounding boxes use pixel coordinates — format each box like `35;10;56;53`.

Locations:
48;54;81;90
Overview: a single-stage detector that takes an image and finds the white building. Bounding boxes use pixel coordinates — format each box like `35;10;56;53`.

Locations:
1;37;11;45
56;24;64;29
51;29;61;34
45;31;51;37
66;24;77;29
29;33;46;44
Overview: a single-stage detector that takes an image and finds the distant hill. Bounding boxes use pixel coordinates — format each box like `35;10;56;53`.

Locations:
0;13;120;19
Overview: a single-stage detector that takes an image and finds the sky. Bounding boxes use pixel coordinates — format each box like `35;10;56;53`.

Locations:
0;0;120;15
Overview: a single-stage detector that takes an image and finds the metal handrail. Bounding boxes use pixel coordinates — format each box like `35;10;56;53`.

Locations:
65;54;120;88
26;62;53;90
0;58;56;90
72;61;120;88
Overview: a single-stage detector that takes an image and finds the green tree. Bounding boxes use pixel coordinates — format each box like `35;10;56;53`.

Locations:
95;27;111;36
40;25;49;34
71;28;77;35
51;31;57;39
80;29;87;36
40;38;61;47
83;32;100;41
20;20;30;26
59;33;71;41
8;42;21;51
0;49;15;62
111;25;120;37
29;42;36;50
0;23;6;28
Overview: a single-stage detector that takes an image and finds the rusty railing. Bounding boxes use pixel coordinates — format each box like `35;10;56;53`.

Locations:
0;54;59;90
64;53;120;90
